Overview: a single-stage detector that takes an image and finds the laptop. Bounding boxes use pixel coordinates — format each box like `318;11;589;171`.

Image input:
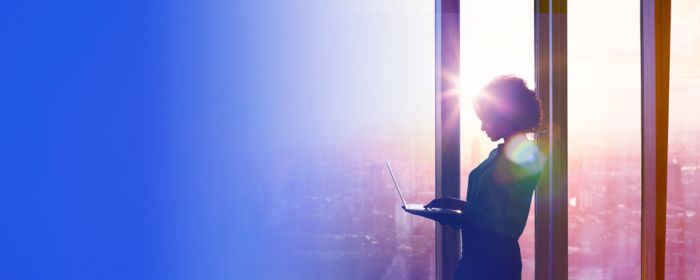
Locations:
385;161;462;215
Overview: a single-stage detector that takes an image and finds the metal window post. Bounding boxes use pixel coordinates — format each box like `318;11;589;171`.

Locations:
435;0;460;279
640;0;671;279
533;1;567;279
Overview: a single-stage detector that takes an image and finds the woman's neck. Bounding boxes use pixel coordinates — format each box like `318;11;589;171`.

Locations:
503;132;527;144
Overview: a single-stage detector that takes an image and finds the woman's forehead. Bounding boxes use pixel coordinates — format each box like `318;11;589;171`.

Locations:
475;98;506;119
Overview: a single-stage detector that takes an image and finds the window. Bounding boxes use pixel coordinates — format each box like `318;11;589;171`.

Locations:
568;0;642;278
261;1;437;278
459;1;535;278
665;1;700;278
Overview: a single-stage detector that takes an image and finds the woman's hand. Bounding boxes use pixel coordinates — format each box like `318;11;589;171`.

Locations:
425;197;466;210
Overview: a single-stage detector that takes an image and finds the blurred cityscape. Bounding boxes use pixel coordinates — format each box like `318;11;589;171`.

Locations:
664;131;700;280
264;140;436;280
261;128;699;280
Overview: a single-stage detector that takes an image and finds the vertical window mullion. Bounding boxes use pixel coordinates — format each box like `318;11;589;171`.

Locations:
534;0;567;279
640;0;671;278
435;0;461;279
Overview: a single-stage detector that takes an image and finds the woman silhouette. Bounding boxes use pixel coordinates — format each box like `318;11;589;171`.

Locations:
426;76;543;279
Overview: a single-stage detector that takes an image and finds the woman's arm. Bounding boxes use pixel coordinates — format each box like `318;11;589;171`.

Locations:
401;197;466;229
425;197;466;210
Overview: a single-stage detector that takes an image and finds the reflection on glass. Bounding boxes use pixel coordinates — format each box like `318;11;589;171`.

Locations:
459;1;535;279
569;1;641;279
665;1;700;279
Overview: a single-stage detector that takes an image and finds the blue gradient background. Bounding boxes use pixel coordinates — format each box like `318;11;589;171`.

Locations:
1;0;434;279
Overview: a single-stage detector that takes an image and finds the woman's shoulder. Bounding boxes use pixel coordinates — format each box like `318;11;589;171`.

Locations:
489;140;542;186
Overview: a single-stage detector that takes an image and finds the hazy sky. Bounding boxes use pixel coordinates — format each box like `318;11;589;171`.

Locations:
669;0;700;135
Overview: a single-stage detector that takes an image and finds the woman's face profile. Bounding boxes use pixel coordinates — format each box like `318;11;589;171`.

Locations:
480;116;508;142
477;107;511;142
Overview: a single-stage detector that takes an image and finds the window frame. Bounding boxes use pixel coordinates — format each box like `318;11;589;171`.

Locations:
640;0;672;278
434;1;461;279
533;1;568;279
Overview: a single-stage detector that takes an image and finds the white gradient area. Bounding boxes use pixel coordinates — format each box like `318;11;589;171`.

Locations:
261;0;435;154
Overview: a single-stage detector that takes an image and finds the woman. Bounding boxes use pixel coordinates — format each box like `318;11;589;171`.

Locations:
426;76;543;279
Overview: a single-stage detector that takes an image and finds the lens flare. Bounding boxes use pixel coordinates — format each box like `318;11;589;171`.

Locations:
503;134;543;177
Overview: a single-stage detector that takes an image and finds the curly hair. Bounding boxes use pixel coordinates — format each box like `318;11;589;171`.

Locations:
473;76;542;133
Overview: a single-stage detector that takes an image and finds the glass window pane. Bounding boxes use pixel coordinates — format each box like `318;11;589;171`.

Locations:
665;1;700;279
261;2;437;279
568;1;642;279
459;1;535;279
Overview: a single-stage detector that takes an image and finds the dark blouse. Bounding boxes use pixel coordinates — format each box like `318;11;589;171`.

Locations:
455;142;542;279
